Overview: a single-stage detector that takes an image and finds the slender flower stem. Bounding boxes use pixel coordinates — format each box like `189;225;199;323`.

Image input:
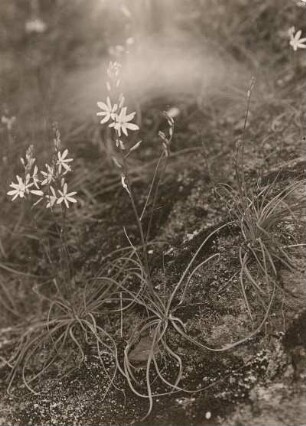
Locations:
140;153;164;221
121;155;152;285
146;151;168;242
235;77;255;201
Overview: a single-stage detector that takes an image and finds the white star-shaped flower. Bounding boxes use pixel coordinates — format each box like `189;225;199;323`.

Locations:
97;97;118;124
109;107;139;136
7;175;33;201
57;183;77;208
56;149;73;174
289;28;306;51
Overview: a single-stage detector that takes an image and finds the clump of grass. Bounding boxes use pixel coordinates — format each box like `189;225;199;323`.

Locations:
110;218;279;420
216;77;306;319
6;276;119;395
219;177;305;319
3;128;122;396
94;65;283;419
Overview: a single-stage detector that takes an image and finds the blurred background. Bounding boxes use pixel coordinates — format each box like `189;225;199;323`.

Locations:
0;0;304;144
0;0;305;274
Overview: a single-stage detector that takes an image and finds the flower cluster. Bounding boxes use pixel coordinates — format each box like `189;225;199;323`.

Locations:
7;136;77;209
97;61;140;146
97;61;142;195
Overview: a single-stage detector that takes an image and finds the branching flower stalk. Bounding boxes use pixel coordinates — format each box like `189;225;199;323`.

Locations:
5;136;124;393
97;61;174;294
7;126;77;296
96;66;279;419
4;126;119;393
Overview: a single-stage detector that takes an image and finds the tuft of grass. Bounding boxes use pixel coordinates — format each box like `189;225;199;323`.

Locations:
5;276;119;396
112;221;276;420
218;177;305;319
216;76;306;320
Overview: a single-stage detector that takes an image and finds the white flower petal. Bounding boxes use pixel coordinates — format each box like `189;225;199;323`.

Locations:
125;111;136;121
61;149;69;159
100;115;110;124
31;190;44;196
126;123;139;131
97;101;108;110
66;196;77;203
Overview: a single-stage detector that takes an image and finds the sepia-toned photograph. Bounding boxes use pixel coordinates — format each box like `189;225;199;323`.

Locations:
0;1;305;425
